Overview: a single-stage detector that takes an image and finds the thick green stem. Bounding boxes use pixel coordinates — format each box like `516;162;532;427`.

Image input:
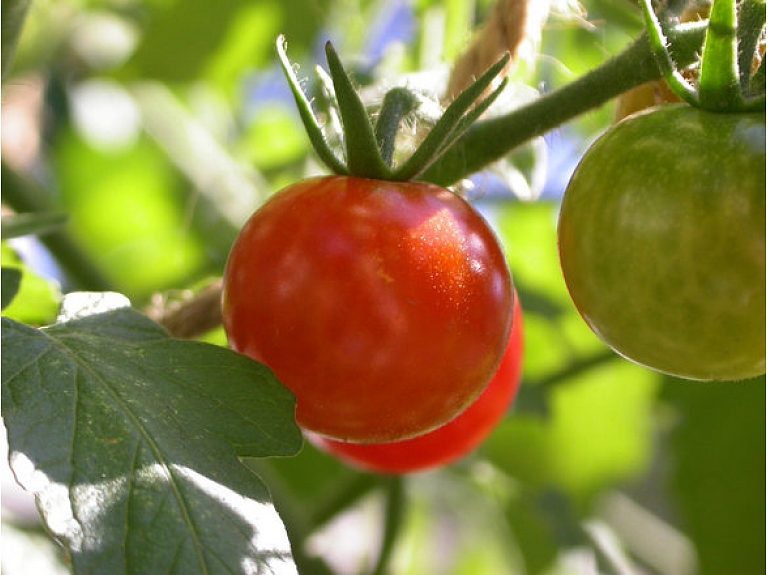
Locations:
699;0;742;109
422;24;707;187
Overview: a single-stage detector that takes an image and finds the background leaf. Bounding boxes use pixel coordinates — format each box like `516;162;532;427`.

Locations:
0;243;61;325
1;305;302;574
1;0;30;79
1;268;22;310
1;212;69;240
2;1;764;573
663;375;766;575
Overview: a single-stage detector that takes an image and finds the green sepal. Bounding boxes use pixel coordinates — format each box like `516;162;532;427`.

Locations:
639;0;701;106
639;0;765;112
278;36;512;182
313;64;345;151
374;88;420;168
276;35;348;175
737;0;767;96
324;41;392;179
392;53;510;181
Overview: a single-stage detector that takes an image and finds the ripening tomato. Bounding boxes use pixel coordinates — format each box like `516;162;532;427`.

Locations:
223;175;514;442
558;105;766;381
308;295;523;474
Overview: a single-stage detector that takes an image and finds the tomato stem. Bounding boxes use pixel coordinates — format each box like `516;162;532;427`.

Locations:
639;0;765;112
421;23;708;186
280;22;711;186
699;0;742;109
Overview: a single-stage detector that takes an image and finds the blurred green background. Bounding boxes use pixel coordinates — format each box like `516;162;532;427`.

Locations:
2;1;764;574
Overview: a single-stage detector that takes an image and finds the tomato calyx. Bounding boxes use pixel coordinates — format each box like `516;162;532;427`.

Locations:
276;35;510;181
640;0;765;113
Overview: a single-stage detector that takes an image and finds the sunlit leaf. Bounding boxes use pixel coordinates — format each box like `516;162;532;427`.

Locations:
483;360;660;505
1;243;60;325
202;2;282;96
51;130;209;298
1;301;302;574
125;0;258;83
239;105;308;171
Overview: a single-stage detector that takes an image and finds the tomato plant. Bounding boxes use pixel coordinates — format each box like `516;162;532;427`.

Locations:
558;104;766;381
222;175;514;443
3;1;766;573
309;295;523;473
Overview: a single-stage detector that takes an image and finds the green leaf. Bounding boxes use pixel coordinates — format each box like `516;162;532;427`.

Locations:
124;0;270;84
1;243;61;325
51;129;209;298
663;375;766;575
1;300;302;574
483;360;660;506
1;267;22;309
1;0;30;80
1;212;69;240
503;493;559;575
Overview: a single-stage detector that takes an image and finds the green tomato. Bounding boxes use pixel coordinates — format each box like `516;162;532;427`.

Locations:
558;105;765;381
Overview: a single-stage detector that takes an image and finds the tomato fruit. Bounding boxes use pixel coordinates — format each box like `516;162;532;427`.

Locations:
223;175;513;442
558;105;766;381
309;295;523;474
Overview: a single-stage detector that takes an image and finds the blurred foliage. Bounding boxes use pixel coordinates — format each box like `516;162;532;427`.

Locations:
1;0;764;574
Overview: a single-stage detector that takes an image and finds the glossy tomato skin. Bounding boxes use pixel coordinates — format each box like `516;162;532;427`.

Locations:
558;105;765;381
309;296;523;474
223;176;513;442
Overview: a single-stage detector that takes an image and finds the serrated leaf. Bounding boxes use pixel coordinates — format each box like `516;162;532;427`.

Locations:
1;306;302;574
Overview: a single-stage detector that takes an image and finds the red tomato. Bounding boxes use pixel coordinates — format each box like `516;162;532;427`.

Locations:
308;296;523;473
222;176;514;443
